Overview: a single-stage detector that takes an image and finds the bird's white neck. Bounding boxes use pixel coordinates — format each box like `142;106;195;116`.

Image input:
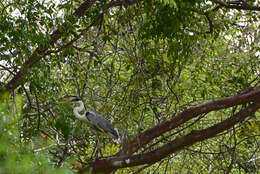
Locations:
73;101;85;120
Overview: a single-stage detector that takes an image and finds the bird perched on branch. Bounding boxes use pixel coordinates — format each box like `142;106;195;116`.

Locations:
59;98;119;139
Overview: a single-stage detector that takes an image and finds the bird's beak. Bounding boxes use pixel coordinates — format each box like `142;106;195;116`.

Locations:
58;101;70;104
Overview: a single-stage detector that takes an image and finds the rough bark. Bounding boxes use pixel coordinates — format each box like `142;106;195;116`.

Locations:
0;1;145;97
212;0;260;11
118;88;260;156
0;0;97;96
79;96;260;173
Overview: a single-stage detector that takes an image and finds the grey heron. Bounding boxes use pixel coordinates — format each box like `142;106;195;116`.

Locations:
59;98;119;139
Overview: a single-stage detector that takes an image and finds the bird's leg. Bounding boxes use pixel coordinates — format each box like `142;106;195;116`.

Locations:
97;135;104;158
94;135;100;160
102;137;106;149
94;133;103;159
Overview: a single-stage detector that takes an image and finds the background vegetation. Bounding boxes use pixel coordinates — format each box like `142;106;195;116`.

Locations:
0;0;260;173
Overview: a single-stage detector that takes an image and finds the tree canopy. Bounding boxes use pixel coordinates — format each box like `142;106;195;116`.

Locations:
0;0;260;173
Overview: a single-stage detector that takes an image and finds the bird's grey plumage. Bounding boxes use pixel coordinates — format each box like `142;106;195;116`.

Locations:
64;98;119;139
85;111;119;139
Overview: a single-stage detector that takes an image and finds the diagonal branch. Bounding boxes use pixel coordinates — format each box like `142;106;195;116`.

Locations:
46;0;144;55
212;0;260;11
0;0;97;96
79;101;260;173
117;88;260;157
0;0;144;96
204;5;221;33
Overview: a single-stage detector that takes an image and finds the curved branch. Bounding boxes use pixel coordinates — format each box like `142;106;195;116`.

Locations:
0;0;98;96
212;0;260;11
118;88;260;156
0;0;145;96
80;101;260;173
203;4;221;34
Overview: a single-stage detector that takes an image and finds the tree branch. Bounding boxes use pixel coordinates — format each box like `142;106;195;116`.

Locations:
212;0;260;11
0;0;98;96
79;100;260;173
0;0;145;97
204;5;221;33
117;88;260;157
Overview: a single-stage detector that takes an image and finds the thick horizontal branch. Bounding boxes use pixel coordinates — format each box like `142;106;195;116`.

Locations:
109;0;143;7
80;101;260;173
118;88;260;156
212;0;260;11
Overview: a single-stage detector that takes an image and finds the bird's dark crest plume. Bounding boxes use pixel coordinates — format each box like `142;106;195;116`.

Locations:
70;98;82;102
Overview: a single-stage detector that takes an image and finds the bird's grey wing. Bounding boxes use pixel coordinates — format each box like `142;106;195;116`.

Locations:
95;113;113;128
88;111;118;138
96;114;119;138
85;111;102;131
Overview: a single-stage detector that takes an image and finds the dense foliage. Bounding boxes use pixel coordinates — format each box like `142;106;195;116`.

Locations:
0;0;260;173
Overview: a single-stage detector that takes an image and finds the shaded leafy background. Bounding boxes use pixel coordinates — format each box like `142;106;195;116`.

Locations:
0;0;260;173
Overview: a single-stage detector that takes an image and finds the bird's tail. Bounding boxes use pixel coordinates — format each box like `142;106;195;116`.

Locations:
110;128;121;144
